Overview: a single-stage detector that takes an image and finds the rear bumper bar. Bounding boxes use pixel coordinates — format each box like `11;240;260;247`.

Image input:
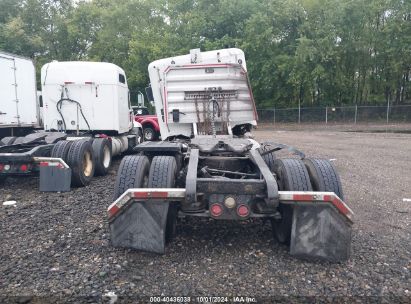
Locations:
0;156;68;175
33;157;69;168
108;189;354;223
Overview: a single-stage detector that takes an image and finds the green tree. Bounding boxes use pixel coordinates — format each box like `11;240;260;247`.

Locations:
0;0;410;107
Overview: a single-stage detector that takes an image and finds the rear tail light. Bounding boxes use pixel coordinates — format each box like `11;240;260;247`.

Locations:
0;164;4;171
237;205;250;217
210;203;223;217
20;164;28;172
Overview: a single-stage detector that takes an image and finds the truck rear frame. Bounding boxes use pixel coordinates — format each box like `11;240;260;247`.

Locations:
108;49;353;262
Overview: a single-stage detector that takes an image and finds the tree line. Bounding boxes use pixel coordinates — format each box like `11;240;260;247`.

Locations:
1;0;410;108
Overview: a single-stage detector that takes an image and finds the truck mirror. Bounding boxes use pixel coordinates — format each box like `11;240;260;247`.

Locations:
137;91;144;106
145;86;154;102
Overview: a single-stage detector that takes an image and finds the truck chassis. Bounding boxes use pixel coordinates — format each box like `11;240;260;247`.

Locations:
108;139;353;262
108;49;353;262
0;131;137;191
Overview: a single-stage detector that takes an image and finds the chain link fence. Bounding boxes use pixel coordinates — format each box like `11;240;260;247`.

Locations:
257;105;411;124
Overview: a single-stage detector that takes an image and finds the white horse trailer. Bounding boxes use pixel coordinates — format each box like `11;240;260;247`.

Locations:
0;52;40;137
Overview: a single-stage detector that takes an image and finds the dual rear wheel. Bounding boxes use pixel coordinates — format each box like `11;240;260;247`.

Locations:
114;155;178;244
51;138;112;187
272;158;344;244
51;139;95;187
112;153;343;251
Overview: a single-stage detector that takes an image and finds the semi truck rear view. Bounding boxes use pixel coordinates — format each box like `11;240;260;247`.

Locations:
108;48;353;262
0;61;142;190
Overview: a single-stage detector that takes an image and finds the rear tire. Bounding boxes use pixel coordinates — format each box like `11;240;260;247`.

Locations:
259;145;276;171
51;140;73;161
148;156;178;242
92;138;112;176
0;137;17;146
66;139;95;187
303;158;344;199
272;159;312;244
113;155;150;200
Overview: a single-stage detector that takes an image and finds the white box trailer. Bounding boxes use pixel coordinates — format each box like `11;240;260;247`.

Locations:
41;61;132;134
0;52;40;134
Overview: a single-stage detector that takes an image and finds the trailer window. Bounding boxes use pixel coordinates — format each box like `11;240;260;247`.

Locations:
119;74;126;84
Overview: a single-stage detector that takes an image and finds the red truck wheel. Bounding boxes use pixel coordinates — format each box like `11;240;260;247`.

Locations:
143;126;157;141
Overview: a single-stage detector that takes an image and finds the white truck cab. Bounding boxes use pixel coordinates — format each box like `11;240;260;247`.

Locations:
41;61;133;134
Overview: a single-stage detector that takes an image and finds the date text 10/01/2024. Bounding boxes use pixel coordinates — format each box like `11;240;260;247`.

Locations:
149;296;257;303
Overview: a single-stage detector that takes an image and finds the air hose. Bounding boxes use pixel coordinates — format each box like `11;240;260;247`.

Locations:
56;87;92;133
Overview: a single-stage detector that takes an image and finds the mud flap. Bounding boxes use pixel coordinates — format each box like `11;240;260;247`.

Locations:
39;166;71;192
290;205;352;262
109;200;170;254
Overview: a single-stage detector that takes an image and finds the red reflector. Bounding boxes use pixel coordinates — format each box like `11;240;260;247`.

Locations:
108;205;120;217
133;191;169;199
237;205;249;217
210;204;223;217
324;195;351;217
293;194;314;201
0;164;4;171
20;164;28;172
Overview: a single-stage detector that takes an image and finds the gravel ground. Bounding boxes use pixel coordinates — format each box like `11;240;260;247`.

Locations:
0;128;410;303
